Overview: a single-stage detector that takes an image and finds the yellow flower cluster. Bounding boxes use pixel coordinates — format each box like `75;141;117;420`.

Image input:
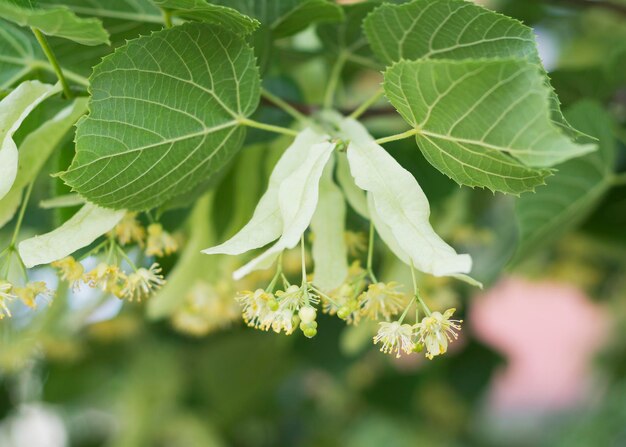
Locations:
373;308;463;360
172;281;240;336
0;279;53;317
236;284;320;338
111;213;178;258
53;257;165;302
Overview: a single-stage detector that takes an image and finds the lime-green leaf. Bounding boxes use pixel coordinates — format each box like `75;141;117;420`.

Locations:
152;0;259;34
18;203;125;268
383;59;593;194
0;0;110;46
214;0;343;38
363;0;580;138
514;101;617;261
0;97;87;230
61;23;261;211
0;80;61;201
39;0;162;24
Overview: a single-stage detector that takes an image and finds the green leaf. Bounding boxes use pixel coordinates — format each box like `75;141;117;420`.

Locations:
18;202;125;268
363;0;579;137
383;59;594;194
0;0;110;46
61;23;261;211
317;1;378;57
152;0;259;34
0;80;61;201
514;101;617;261
0;97;87;230
0;20;42;88
39;0;162;24
364;0;539;66
214;0;343;38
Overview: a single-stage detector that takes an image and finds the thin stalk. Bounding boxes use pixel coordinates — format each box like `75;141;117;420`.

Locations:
261;88;309;123
410;262;431;316
300;236;307;286
239;118;298;137
116;245;138;272
267;254;283;292
366;222;378;283
375;128;420;145
349;88;384;120
161;9;173;28
398;296;416;324
9;183;34;249
323;51;347;109
31;28;73;99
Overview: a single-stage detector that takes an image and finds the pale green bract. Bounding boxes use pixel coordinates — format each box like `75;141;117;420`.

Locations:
61;23;261;211
0;97;88;230
383;58;593;194
311;158;348;292
0;0;110;46
151;0;259;34
514;101;617;261
0;80;61;201
204;128;336;280
341;118;472;277
18;203;125;268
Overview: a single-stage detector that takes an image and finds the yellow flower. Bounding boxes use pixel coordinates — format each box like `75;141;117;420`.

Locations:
344;231;367;257
145;223;178;257
13;281;52;308
0;280;16;319
236;289;276;331
51;256;84;290
373;321;416;358
416;308;462;360
113;212;146;246
359;282;408;321
120;263;165;301
171;281;239;336
84;263;126;297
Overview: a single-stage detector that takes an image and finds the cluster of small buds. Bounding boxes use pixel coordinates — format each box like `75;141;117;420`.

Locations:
236;283;321;337
53;256;165;302
373;308;463;360
111;213;179;258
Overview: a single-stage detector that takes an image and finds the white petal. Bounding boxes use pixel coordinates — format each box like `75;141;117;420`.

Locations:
0;81;61;200
202;128;328;256
233;140;335;279
0;98;87;230
18;203;125;268
336;152;369;218
342;118;471;277
311;157;348;291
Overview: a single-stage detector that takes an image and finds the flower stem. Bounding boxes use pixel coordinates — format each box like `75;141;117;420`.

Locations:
410;262;430;316
300;235;307;286
261;88;309;123
31;28;73;99
375;128;420;145
9;183;34;249
398;296;416;324
161;9;173;28
367;222;378;283
238;118;298;137
324;51;347;109
349;88;384;120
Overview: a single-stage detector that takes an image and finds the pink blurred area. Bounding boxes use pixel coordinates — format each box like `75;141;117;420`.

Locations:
471;277;610;412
